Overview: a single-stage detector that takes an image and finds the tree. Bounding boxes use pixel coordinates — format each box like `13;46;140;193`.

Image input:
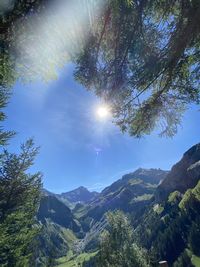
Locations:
97;210;149;267
0;0;95;84
0;86;14;145
0;139;42;267
2;1;200;137
0;0;47;87
74;0;200;137
0;0;47;39
189;220;200;256
0;5;43;266
173;249;193;267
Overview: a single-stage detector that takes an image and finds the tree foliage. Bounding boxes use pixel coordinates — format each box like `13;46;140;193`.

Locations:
0;86;14;145
97;210;149;267
74;0;200;137
136;181;200;266
2;1;200;137
0;139;42;267
0;0;47;87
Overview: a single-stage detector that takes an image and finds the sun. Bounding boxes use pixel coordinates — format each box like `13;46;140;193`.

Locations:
96;105;110;119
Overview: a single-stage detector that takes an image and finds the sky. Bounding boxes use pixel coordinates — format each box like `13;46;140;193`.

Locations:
4;65;200;193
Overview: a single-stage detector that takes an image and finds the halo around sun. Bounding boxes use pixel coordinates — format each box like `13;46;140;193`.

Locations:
96;105;110;119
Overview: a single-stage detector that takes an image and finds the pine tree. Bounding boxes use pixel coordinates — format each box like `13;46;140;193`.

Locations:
0;86;14;145
0;139;42;267
74;0;200;137
97;210;149;267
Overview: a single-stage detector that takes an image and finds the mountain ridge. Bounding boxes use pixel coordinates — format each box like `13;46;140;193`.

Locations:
61;186;99;204
156;143;200;201
36;145;200;266
43;168;168;201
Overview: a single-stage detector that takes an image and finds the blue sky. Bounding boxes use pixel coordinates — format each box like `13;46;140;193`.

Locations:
4;65;200;193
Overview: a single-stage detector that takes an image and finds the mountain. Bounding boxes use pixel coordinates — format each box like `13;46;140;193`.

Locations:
43;186;99;206
80;145;200;266
36;148;200;266
73;168;168;251
60;186;99;204
101;168;168;197
34;221;78;266
121;167;167;183
136;182;200;267
36;195;82;265
80;168;168;223
38;195;80;232
42;188;74;209
156;143;200;201
135;144;200;266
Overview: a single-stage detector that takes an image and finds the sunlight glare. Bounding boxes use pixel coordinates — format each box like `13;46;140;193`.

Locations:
14;0;105;81
96;105;110;119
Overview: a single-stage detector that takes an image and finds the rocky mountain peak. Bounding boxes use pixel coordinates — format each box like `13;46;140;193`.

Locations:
122;168;168;184
156;143;200;201
61;186;99;204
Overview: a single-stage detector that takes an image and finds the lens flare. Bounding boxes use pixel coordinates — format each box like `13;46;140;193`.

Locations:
96;105;110;119
14;0;105;81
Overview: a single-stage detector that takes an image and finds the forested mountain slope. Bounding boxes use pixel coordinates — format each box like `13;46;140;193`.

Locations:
36;145;200;266
38;195;80;232
72;169;168;251
35;195;82;266
136;143;200;266
79;168;168;225
156;143;200;201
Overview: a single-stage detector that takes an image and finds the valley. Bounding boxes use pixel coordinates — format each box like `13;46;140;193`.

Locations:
36;143;200;266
